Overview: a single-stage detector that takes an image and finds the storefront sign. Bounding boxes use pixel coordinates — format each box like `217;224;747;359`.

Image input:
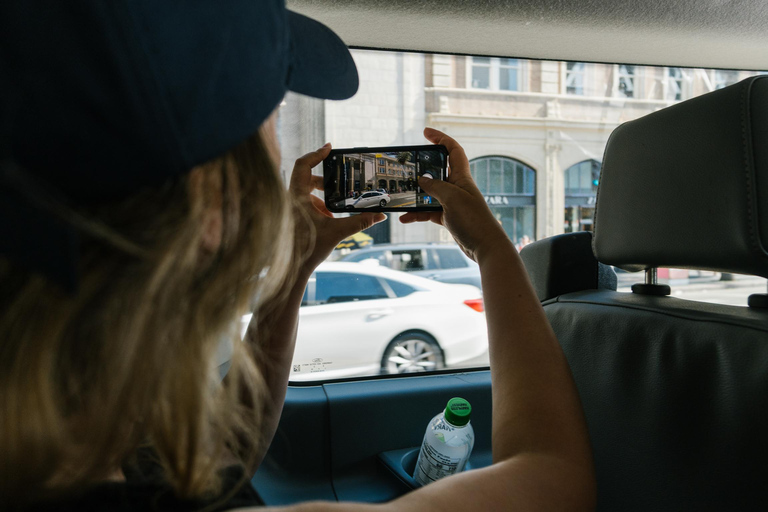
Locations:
484;195;510;205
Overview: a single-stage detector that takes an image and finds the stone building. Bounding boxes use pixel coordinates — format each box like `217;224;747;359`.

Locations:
278;50;755;245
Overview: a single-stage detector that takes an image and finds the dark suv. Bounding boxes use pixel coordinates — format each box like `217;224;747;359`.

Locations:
338;243;481;289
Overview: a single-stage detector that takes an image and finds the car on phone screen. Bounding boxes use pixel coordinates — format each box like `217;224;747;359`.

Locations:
339;243;482;289
241;262;487;381
333;190;391;209
347;190;390;209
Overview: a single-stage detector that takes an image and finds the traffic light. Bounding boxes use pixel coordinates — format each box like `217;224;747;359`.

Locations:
591;161;601;188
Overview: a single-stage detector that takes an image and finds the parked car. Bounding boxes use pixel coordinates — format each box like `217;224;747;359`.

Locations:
241;262;487;381
339;243;482;289
337;190;391;209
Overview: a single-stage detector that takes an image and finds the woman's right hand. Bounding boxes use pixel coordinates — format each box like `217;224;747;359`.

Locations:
399;128;513;262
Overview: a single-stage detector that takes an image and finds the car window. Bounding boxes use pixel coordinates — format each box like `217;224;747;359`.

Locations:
391;250;426;271
343;250;386;264
433;248;469;269
278;48;766;382
384;278;417;297
313;272;388;304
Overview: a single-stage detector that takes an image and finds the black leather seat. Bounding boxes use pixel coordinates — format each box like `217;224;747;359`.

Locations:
521;76;768;512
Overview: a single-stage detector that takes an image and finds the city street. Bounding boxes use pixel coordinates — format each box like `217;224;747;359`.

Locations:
387;191;438;208
453;273;767;370
618;273;767;307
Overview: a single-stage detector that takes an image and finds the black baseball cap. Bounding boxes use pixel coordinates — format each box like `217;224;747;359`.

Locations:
0;0;359;291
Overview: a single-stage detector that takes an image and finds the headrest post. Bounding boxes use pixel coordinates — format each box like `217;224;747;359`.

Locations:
632;267;670;296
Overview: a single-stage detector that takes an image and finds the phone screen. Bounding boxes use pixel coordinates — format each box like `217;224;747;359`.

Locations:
323;144;448;212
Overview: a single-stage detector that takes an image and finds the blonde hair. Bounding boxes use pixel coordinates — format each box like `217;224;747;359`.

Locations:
0;128;298;505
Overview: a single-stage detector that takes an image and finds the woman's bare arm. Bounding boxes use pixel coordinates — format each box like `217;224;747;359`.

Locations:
242;144;385;471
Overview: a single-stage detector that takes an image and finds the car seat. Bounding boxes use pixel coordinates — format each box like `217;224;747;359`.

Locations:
520;76;768;512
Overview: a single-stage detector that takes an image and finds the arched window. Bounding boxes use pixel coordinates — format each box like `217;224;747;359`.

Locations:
563;159;601;233
470;156;536;247
564;159;600;196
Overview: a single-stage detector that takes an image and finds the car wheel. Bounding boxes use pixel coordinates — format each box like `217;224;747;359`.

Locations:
381;331;444;374
379;199;387;207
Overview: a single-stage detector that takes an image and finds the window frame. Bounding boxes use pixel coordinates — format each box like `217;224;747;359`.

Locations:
616;64;638;98
665;67;688;101
563;61;587;96
467;56;525;92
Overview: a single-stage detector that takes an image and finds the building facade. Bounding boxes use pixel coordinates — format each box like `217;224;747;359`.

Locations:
278;50;755;246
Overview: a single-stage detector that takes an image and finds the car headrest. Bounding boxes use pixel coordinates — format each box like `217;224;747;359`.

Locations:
520;231;617;302
593;76;768;277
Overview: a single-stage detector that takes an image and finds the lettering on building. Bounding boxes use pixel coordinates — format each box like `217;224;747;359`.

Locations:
484;195;510;205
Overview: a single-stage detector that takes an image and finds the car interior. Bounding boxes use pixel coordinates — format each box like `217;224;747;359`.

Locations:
252;1;768;510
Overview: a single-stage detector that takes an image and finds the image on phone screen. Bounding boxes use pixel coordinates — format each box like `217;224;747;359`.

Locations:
323;145;447;212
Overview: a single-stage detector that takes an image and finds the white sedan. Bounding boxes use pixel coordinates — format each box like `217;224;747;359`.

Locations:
241;262;488;381
346;190;390;209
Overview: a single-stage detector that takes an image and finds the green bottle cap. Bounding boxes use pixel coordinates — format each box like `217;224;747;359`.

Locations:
444;397;471;427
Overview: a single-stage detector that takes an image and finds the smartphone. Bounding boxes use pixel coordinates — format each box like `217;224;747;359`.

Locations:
323;144;448;212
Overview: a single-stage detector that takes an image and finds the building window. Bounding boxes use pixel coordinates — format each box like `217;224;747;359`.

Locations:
566;62;586;95
617;65;635;98
470;156;536;246
469;57;522;91
667;67;683;101
714;69;739;89
471;57;491;89
499;59;520;91
564;160;601;233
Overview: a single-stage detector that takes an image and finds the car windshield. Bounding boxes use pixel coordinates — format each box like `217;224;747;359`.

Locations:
271;49;768;383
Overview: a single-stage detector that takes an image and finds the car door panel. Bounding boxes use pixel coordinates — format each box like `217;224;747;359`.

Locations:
252;370;492;505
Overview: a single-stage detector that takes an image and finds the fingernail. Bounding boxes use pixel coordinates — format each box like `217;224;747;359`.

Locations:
375;213;387;223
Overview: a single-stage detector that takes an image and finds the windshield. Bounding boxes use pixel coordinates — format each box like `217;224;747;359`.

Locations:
270;49;767;383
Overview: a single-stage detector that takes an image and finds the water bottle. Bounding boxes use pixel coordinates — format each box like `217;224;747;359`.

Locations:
413;397;475;486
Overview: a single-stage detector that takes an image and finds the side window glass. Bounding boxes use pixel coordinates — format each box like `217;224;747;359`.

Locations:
315;272;388;304
344;251;390;269
435;248;469;269
385;279;417;297
392;250;425;271
345;250;382;263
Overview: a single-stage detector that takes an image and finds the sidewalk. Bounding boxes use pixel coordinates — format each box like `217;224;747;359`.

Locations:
616;270;766;292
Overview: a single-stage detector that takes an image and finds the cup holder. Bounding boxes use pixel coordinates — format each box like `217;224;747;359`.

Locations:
378;446;489;491
377;447;421;489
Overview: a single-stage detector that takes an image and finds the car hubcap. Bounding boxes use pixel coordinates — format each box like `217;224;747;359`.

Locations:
386;339;440;373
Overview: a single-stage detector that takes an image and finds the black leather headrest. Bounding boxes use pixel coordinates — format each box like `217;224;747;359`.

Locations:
520;231;617;302
593;76;768;277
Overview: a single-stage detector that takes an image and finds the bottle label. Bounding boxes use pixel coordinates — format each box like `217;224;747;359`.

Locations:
414;438;464;484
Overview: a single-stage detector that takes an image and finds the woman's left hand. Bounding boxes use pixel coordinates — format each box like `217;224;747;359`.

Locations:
289;143;385;275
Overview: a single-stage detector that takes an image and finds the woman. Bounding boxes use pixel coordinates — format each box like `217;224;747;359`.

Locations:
0;1;594;510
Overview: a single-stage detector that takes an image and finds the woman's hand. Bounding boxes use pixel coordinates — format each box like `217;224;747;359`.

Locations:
290;143;386;274
399;128;512;262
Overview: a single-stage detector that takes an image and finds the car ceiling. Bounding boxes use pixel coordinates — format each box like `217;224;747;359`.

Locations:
289;0;768;71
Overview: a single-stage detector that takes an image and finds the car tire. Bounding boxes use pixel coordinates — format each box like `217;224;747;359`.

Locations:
380;331;445;374
379;199;387;207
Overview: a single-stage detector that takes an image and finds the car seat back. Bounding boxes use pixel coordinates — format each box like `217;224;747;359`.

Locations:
521;76;768;511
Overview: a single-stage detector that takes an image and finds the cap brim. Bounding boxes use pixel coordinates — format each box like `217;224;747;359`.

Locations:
286;11;359;100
